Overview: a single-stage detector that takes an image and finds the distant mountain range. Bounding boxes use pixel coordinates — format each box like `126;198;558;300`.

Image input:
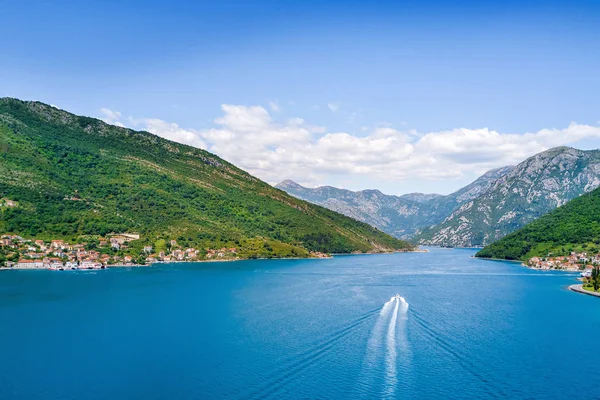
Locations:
0;98;412;258
276;165;513;239
277;147;600;247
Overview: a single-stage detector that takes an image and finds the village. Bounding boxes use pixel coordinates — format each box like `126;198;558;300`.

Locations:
527;252;599;276
0;233;239;270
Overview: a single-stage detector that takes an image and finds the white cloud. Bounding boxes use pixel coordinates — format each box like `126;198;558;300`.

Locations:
131;117;207;150
99;108;125;127
327;103;340;112
98;105;600;190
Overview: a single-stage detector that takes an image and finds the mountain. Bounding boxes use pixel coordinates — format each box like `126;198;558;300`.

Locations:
275;165;513;239
399;193;443;203
476;186;600;260
0;98;413;258
417;147;600;247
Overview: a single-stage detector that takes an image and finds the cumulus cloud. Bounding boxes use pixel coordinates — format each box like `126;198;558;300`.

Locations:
98;105;600;188
100;108;125;127
131;117;207;150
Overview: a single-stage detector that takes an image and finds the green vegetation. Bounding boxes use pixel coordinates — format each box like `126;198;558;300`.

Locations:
476;187;600;260
584;266;600;292
0;98;413;258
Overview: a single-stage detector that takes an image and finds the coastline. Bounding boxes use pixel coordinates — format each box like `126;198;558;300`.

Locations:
1;264;148;271
474;256;525;264
569;284;600;298
1;249;426;271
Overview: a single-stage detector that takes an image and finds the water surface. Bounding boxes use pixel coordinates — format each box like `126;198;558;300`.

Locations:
1;248;598;399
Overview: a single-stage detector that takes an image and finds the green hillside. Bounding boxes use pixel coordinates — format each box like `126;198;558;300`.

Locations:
475;187;600;260
0;98;413;259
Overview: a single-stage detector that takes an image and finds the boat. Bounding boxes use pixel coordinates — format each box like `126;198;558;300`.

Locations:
581;270;592;278
395;294;401;300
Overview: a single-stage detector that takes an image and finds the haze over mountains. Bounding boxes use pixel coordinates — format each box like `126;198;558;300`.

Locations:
277;147;600;247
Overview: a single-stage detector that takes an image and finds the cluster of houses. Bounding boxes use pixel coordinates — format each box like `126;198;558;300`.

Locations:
528;252;599;272
0;234;241;270
144;242;238;263
1;234;140;269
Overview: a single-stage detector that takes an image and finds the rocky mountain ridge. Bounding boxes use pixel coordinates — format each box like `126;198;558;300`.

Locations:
276;165;514;239
416;147;600;247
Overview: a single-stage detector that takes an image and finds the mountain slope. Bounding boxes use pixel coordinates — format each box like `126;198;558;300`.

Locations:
275;166;513;239
417;147;600;247
0;98;413;257
475;186;600;260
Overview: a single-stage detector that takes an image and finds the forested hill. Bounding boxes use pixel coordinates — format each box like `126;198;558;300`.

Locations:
0;98;413;258
476;187;600;261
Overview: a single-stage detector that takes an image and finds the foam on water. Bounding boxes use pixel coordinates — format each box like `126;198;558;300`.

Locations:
383;297;400;398
355;295;410;399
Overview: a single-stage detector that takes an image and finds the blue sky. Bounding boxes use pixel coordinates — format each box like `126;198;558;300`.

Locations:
2;0;600;194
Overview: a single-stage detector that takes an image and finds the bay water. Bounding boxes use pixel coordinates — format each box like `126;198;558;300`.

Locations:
1;248;599;399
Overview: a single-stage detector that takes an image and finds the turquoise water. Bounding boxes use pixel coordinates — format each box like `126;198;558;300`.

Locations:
1;248;599;399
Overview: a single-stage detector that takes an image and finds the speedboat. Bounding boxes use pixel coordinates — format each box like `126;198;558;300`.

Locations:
395;294;401;300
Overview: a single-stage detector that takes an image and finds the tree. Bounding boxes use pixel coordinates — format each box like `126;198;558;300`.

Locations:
592;266;600;292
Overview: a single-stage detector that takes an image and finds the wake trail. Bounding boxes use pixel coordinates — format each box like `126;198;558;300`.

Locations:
354;297;397;396
238;307;381;400
354;295;410;399
383;297;400;399
409;307;505;399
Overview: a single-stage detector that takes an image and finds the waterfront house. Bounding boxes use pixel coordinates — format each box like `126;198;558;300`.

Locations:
80;260;101;269
17;260;44;269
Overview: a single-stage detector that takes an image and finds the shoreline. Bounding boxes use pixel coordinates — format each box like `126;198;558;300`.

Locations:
569;284;600;298
478;256;582;272
474;256;525;264
1;249;425;271
1;264;148;271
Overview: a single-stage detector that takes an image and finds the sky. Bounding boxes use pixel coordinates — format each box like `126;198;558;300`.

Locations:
1;0;600;195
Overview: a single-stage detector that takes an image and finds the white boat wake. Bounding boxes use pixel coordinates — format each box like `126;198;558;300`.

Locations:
356;294;410;399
